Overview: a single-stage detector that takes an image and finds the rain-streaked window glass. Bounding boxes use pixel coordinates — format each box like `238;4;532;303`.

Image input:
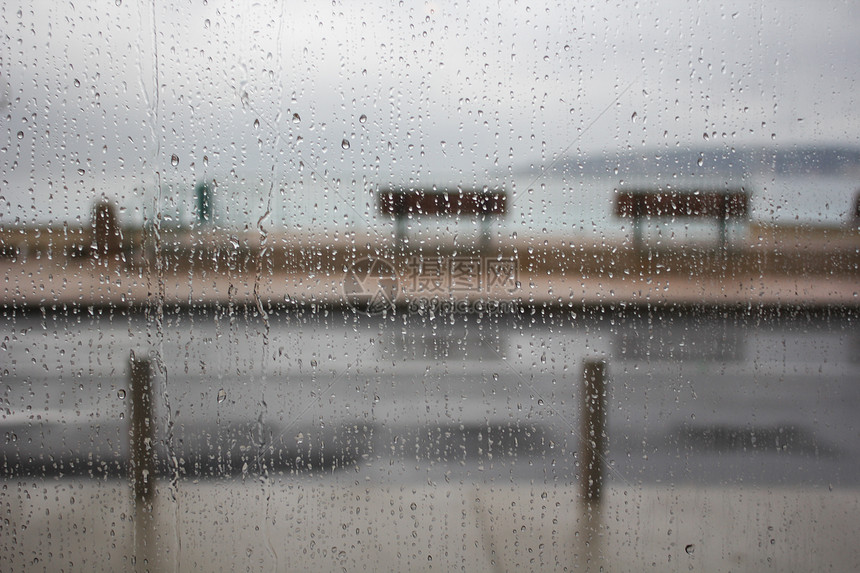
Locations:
2;0;859;570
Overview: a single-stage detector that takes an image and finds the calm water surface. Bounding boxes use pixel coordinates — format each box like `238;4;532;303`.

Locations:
2;306;858;487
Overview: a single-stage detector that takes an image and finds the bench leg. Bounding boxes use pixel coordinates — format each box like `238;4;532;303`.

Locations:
633;219;643;250
480;217;491;250
396;217;407;248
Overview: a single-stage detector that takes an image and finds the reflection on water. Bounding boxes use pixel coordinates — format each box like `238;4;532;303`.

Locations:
674;423;837;456
1;307;858;487
615;322;744;361
378;324;507;362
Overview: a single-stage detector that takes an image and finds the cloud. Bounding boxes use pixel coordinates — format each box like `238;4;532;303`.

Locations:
1;0;858;226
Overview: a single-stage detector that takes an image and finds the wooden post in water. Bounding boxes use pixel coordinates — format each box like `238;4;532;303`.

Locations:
580;359;607;505
129;353;156;568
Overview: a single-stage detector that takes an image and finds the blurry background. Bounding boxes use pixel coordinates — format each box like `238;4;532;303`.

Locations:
2;0;859;232
1;1;859;571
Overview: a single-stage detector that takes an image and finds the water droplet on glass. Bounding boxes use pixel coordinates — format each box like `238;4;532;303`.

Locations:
410;502;417;510
115;0;122;5
217;389;227;403
73;79;81;87
117;389;126;400
359;114;367;124
685;544;695;555
16;131;23;140
631;112;638;122
204;18;210;29
292;113;301;123
253;118;260;129
171;154;179;166
310;359;318;368
341;139;350;150
203;155;209;166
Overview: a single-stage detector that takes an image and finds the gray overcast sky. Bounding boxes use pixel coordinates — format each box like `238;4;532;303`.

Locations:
2;0;859;226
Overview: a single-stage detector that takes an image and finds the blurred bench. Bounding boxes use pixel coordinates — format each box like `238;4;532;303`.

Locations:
615;188;749;250
377;187;507;246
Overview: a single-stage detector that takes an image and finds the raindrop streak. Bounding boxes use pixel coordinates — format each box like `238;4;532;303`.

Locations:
217;389;227;403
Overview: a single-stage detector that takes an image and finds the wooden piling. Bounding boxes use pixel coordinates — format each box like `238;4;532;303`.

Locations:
581;359;607;504
129;354;155;505
129;353;156;570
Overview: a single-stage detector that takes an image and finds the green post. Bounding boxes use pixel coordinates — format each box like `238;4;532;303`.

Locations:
195;181;213;225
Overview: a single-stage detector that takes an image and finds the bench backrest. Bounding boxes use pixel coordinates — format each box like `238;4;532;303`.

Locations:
378;189;507;218
615;189;749;219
